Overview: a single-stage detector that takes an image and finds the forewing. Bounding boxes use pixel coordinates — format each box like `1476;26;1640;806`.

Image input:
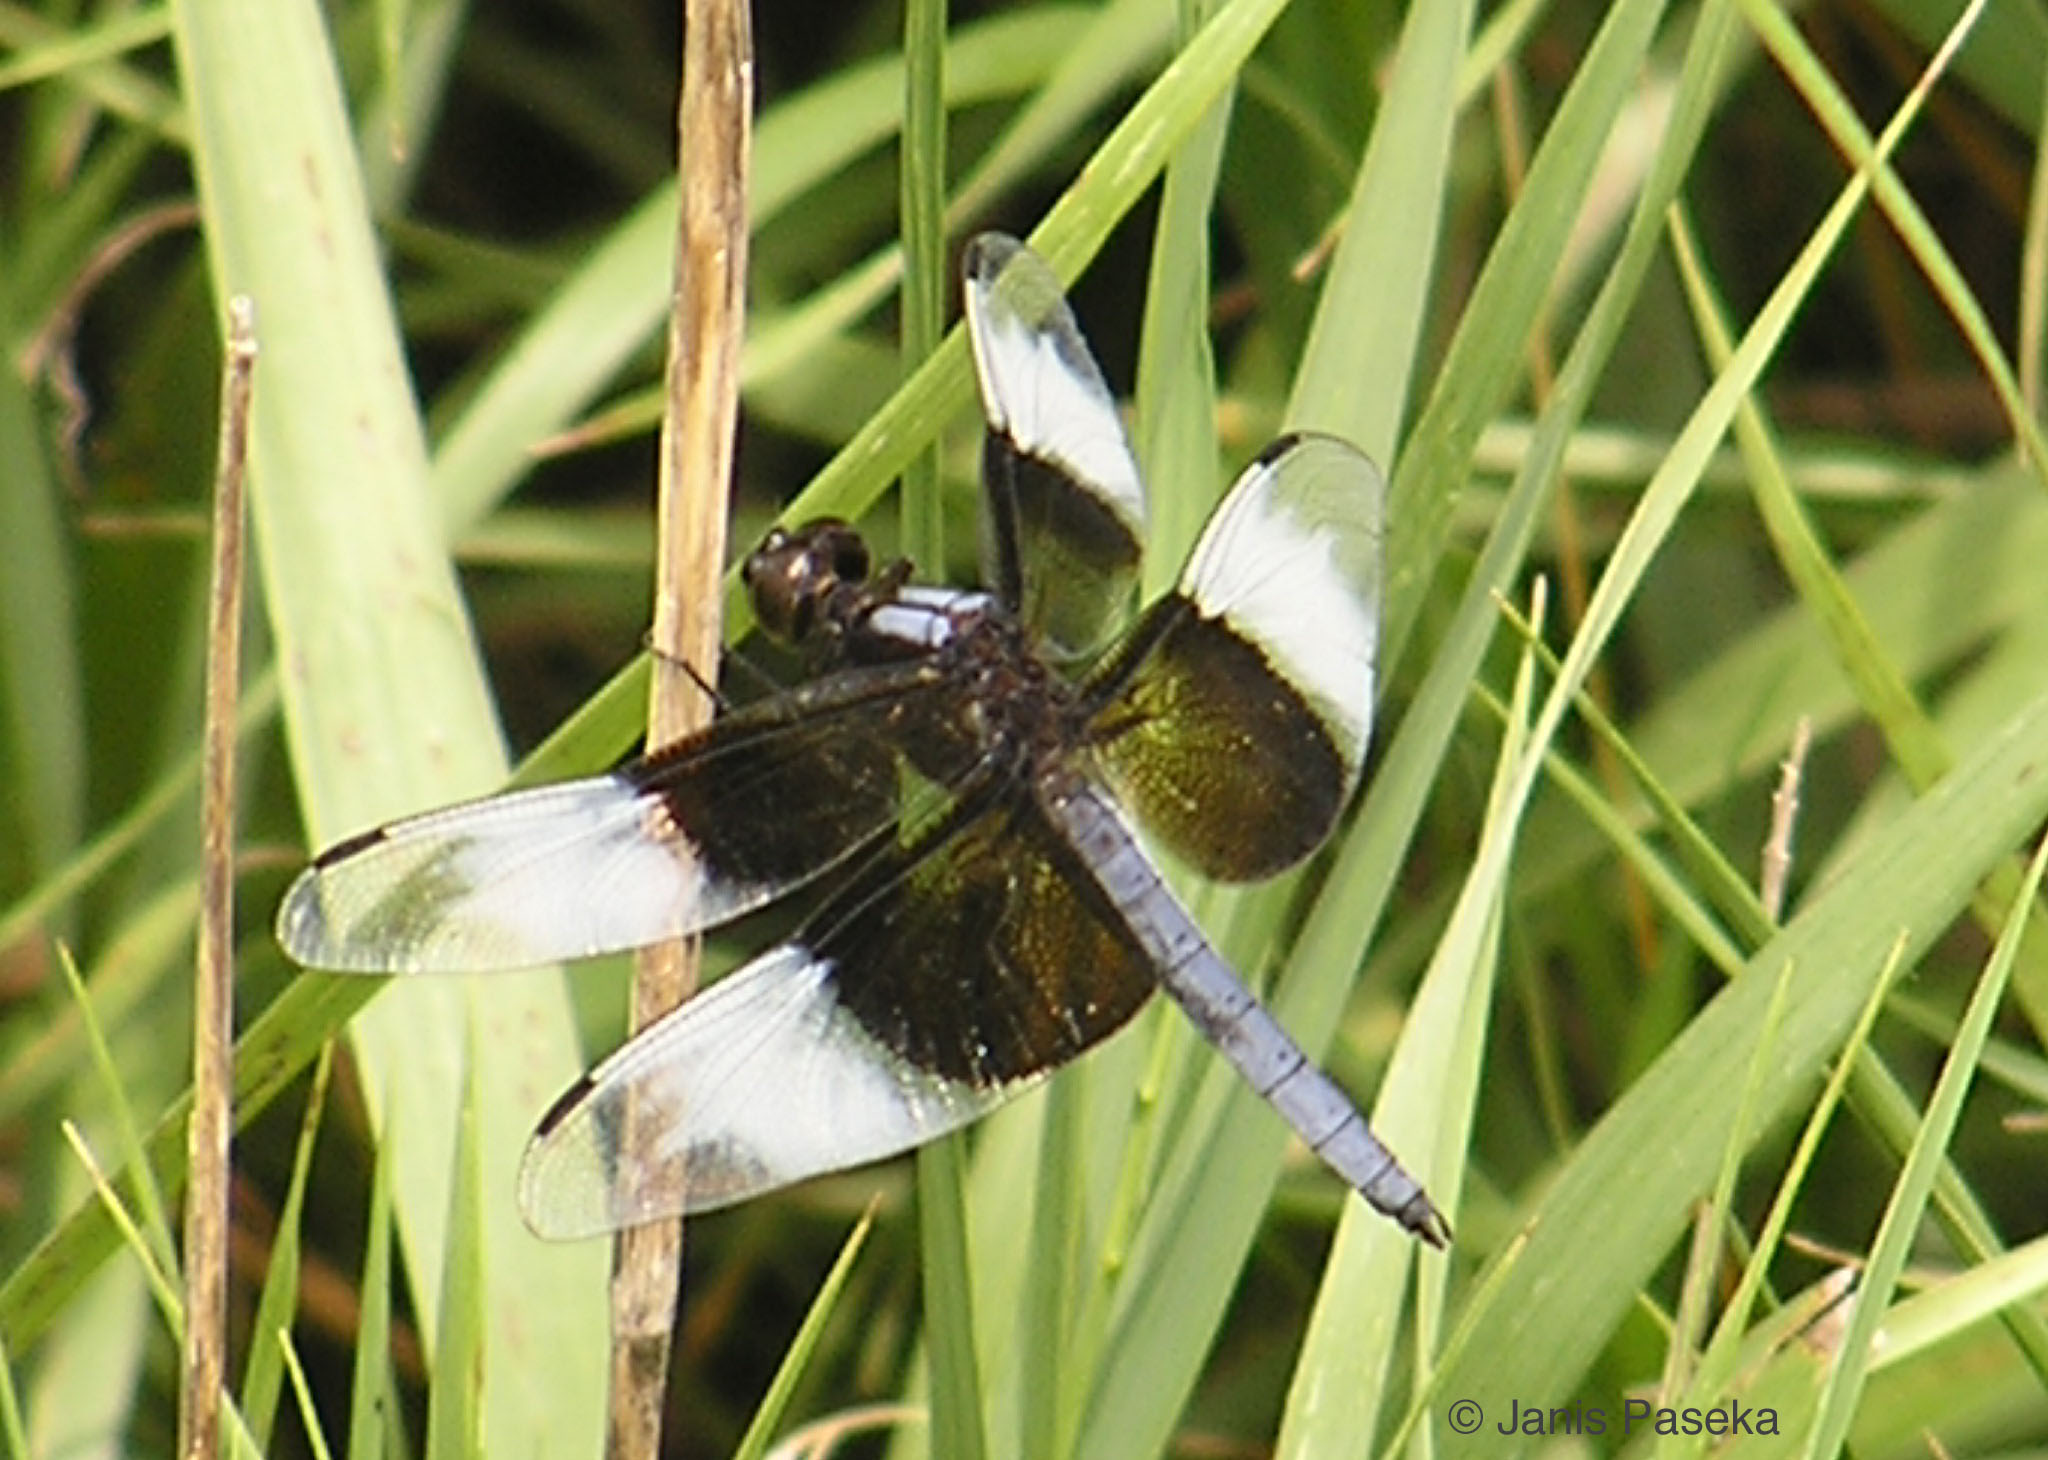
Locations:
277;663;968;973
1085;433;1386;881
517;794;1158;1235
963;233;1145;660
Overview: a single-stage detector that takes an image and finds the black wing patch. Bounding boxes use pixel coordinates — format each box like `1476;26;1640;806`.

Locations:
277;661;974;973
515;788;1160;1235
819;788;1160;1086
964;233;1146;661
1082;434;1386;882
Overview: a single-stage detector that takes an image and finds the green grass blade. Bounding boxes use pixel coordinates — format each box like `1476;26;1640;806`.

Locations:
0;1325;26;1460
423;1055;484;1460
0;675;278;978
897;0;946;570
0;6;171;95
1666;943;1904;1454
347;1090;403;1460
0;3;184;138
1430;687;2048;1452
915;1137;986;1460
1870;1227;2048;1377
1277;574;1533;1460
56;949;176;1283
1801;799;2048;1457
1379;0;1675;666
57;1118;182;1339
167;3;606;1453
899;14;981;1454
1740;0;2048;482
428;6;1096;534
1130;0;1229;570
764;0;1300;552
732;1210;879;1460
1283;0;1469;459
1012;7;1238;1453
1514;461;2048;912
280;1330;338;1460
238;1046;333;1453
1073;3;1695;1453
0;335;84;903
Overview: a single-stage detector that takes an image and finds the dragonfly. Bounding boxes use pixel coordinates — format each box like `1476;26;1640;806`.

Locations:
278;232;1448;1247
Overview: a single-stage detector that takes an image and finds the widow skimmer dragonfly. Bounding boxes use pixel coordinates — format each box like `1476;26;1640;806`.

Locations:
279;233;1449;1247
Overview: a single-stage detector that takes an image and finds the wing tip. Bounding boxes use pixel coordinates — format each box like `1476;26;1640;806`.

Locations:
275;827;395;971
963;230;1022;283
517;1076;608;1241
274;867;338;970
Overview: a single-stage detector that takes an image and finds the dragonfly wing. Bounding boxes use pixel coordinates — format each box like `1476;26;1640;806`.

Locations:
518;790;1159;1235
278;662;967;973
964;232;1145;660
1086;433;1386;881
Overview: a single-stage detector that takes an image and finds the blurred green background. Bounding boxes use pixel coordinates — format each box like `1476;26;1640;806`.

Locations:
4;1;2048;1457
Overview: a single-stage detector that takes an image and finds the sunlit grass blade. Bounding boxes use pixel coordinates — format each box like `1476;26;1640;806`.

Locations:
239;1046;334;1453
2;965;370;1351
169;0;607;1446
424;1055;485;1460
280;1328;338;1460
1801;823;2048;1458
347;1091;403;1460
1870;1227;2048;1377
56;947;176;1284
0;1323;28;1460
1646;942;1905;1460
58;1119;182;1337
1432;680;2048;1450
50;1097;280;1460
1279;578;1539;1460
1283;0;1469;458
732;1208;878;1460
1740;0;2048;481
0;340;83;904
1075;4;1705;1454
428;5;1106;533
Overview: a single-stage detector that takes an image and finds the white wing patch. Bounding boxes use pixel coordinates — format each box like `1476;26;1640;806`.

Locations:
964;235;1145;539
276;775;717;973
1182;435;1385;763
518;943;1000;1237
